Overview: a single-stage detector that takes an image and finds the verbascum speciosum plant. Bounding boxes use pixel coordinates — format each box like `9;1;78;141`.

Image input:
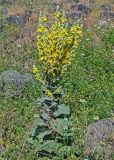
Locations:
31;7;82;160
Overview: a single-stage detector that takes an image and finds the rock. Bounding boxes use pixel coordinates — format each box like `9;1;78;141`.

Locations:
0;0;12;5
71;4;91;16
0;0;5;4
86;118;114;160
6;15;26;25
66;11;82;20
0;70;36;97
0;70;23;97
77;4;91;15
100;3;114;19
102;11;114;19
109;12;114;19
101;3;112;11
22;73;36;86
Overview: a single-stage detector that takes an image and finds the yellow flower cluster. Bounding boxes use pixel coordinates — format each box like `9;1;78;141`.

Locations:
32;65;44;84
35;10;82;82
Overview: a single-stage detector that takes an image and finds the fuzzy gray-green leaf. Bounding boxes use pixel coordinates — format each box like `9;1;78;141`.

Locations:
50;118;72;136
54;104;70;117
38;130;53;143
39;140;61;153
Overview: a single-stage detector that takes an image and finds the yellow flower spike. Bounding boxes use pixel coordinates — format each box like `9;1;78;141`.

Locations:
36;10;82;80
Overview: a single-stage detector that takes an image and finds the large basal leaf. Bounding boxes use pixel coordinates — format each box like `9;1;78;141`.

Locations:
39;140;62;153
35;118;46;126
38;130;53;143
41;111;50;121
54;104;71;117
58;145;72;157
30;118;46;137
37;96;53;103
50;118;72;136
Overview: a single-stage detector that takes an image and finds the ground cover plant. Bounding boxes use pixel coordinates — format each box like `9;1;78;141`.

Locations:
0;0;114;160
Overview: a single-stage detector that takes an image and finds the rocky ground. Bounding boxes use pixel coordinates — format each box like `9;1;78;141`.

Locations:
0;0;114;45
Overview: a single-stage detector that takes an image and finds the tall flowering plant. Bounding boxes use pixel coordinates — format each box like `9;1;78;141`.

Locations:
31;8;82;159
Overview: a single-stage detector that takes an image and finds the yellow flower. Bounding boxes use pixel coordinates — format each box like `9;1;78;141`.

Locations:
47;90;53;98
70;26;76;33
37;26;44;33
54;11;61;19
60;17;67;23
77;29;82;36
40;16;47;23
74;40;78;47
33;66;39;74
35;74;44;84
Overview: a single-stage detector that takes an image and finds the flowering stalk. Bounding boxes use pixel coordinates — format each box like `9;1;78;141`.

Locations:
31;8;82;159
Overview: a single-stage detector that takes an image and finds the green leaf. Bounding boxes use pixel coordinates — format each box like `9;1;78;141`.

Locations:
30;118;46;137
54;104;70;117
50;118;72;136
36;118;46;126
41;112;50;121
58;145;72;157
38;130;53;143
39;140;61;153
37;96;53;103
50;101;58;107
27;137;34;144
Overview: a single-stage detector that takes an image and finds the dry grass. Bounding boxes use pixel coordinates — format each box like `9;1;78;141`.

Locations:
7;5;25;16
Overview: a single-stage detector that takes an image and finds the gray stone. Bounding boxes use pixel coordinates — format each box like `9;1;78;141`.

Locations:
66;11;82;20
0;0;12;5
21;73;36;86
71;4;91;16
77;4;91;15
0;0;5;4
0;70;23;97
101;3;112;11
109;12;114;19
100;3;114;19
86;118;114;160
6;15;26;25
0;70;36;97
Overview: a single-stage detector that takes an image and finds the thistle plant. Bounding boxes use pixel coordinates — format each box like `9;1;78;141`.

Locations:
31;7;82;160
